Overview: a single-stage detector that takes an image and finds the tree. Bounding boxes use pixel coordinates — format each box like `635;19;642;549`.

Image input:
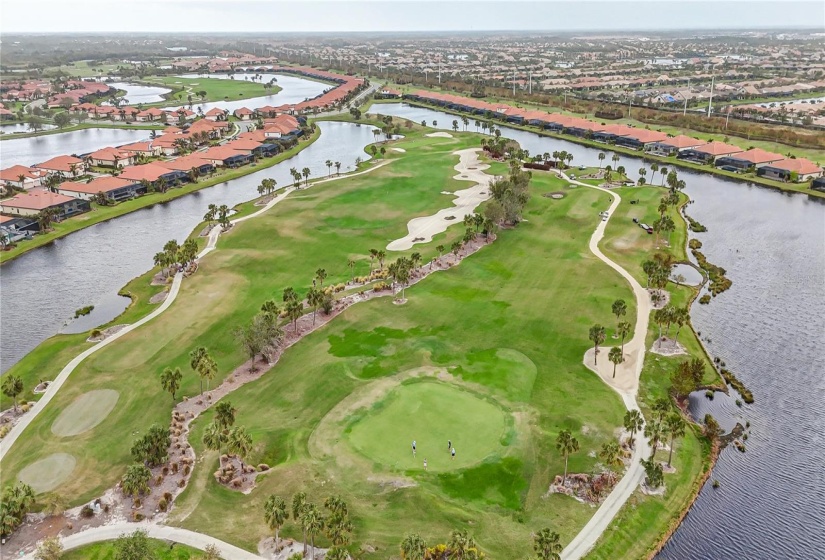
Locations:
160;366;182;402
556;429;579;485
227;426;252;461
589;324;606;365
347;259;356;283
608;346;624;378
131;424;170;467
642;458;664;489
307;286;323;326
448;529;478;559
335;161;342;176
286;299;303;332
264;495;289;552
35;536;64;560
218;204;230;228
703;414;721;440
645;419;664;458
599;441;622;471
114;529;155;560
315;268;327;288
121;464;151;497
598;152;606;169
41;493;67;517
616;320;632;355
2;375;24;412
292;492;309;555
533;528;562;560
611;299;627;330
650;162;659;185
215;401;236;430
236;311;283;364
1;482;35;538
302;167;311;186
400;533;427;560
302;503;325;560
624;409;644;448
377;250;386;270
190;346;210;394
325;159;333;177
202;421;227;452
665;413;686;468
54;112;72;129
672;306;689;348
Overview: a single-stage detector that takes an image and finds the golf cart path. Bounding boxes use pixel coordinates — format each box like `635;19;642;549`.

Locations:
17;523;262;560
387;148;492;251
0;160;391;463
559;171;652;560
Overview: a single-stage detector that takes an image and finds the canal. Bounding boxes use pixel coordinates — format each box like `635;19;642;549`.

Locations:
370;103;825;559
1;120;377;370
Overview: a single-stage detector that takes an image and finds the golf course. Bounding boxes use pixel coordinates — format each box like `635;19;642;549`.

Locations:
1;116;718;559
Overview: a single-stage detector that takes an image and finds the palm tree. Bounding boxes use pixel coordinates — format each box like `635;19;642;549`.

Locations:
615;322;631;355
597;152;606;169
368;248;378;273
292;492;308;555
410;252;422;271
227;426;252;461
612;299;627;331
301;167;311;186
160;367;182;402
672;306;689;348
660;166;668;186
650;162;659;185
198;355;217;393
287;300;303;332
215;401;236;430
589;324;606;365
400;532;427;560
348;259;356;283
645;419;664;458
325;160;333;177
289;167;299;188
608;346;624;378
315;268;327;288
435;244;445;266
452;119;459;132
665;413;686;468
377;250;386;270
334;161;342;176
556;429;579;485
121;464;151;498
599;441;622;471
533;528;562;560
611;153;620;167
302;504;325;560
2;375;24;412
307;287;322;326
624;409;644;448
448;530;477;559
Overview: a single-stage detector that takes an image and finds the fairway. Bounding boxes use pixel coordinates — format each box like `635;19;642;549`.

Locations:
347;381;509;472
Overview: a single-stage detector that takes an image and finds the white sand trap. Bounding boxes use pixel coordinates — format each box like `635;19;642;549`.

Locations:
392;147;406;152
387;149;491;251
19;453;77;493
51;389;119;437
425;131;453;138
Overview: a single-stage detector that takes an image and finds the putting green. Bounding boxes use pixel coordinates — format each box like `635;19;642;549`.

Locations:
51;389;119;437
347;381;509;472
18;453;77;493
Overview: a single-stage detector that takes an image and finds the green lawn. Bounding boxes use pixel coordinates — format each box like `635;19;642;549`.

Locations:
141;76;281;106
63;540;204;560
0;128;319;264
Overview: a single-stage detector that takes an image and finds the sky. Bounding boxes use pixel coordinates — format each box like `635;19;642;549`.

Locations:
1;0;823;34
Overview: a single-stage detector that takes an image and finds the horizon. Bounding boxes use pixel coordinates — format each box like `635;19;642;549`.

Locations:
1;0;823;34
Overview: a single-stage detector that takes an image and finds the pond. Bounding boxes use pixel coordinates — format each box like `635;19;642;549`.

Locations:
0;127;152;168
0;122;57;134
104;82;172;105
669;263;703;286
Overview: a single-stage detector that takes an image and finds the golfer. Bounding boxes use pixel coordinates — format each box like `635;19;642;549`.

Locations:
423;458;427;470
412;440;416;456
451;447;456;460
448;440;452;450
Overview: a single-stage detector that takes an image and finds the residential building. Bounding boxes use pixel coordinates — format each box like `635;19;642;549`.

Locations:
56;176;145;202
0;188;90;217
0;165;46;190
757;158;824;182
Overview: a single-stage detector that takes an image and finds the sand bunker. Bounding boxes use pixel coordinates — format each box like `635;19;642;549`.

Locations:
387;149;491;251
51;389;119;437
18;453;77;493
425;131;453;138
392;147;406;152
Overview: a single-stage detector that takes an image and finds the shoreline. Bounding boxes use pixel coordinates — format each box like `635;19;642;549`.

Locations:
0;121;165;141
0;128;322;265
382;99;824;200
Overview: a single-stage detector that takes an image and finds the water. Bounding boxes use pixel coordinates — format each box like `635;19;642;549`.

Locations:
0;128;152;168
0;123;57;134
369;103;825;559
104;82;171;105
669;263;703;286
0;121;376;371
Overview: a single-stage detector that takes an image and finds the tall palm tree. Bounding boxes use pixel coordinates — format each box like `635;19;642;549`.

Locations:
302;504;325;560
624;409;644;448
377;250;386;270
368;249;378;273
660;166;668;186
672;306;689;348
533;528;562;560
611;153;620;167
612;299;627;331
2;375;24;412
214;401;236;430
227;426;252;461
289;167;299;188
325;160;333;177
400;532;427;560
650;162;659;185
665;413;686;468
264;494;289;553
599;441;622;471
334;161;341;176
291;492;308;554
347;259;356;283
287;300;303;332
589;324;606;365
645;420;664;458
617;321;631;354
556;429;579;485
598;152;606;169
202;422;226;452
160;367;182;401
198;355;217;392
608;346;624;378
315;268;327;288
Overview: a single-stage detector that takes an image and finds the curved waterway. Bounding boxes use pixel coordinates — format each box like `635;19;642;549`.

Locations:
1;121;376;371
371;103;825;558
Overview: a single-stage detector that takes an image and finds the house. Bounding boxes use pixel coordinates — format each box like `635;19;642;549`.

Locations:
233;107;254;120
198;146;252;168
188;119;228;139
0;107;15;120
592;124;635;144
85;147;135;168
0;165;46;190
255;105;281;118
119;163;188;186
34;155;87;178
615;129;669;150
56;176;145;202
811;177;825;191
375;87;402;99
0;188;90;217
119;141;163;158
135;108;166;122
645;135;707;156
715;148;784;171
756;158;824;182
204;107;228;121
0;214;39;244
677;141;743;164
157;155;215;176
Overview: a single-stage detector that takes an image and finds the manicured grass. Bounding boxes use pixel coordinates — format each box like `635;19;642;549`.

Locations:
0;128;320;264
347;380;509;472
141;76;281;106
63;540;204;560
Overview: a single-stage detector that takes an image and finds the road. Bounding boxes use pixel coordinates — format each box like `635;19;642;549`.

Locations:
559;172;652;560
18;524;263;560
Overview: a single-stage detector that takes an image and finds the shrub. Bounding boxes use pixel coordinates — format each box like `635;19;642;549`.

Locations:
158;498;168;511
133;512;145;521
183;465;190;476
90;329;102;338
373;281;390;292
258;463;270;471
699;295;711;304
80;505;95;518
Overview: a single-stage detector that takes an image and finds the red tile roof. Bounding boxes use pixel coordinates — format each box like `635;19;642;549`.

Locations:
658;135;706;149
35;155;85;172
0;165;44;182
119;163;176;182
694;141;744;156
1;188;75;210
58;176;136;195
764;158;823;174
731;148;785;164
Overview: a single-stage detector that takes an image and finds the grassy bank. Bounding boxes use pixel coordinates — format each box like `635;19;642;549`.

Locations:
63;540;205;560
140;76;282;106
0;128;321;264
0;121;164;141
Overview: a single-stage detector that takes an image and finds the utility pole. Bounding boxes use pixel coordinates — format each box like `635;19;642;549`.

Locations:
707;74;715;118
684;78;690;116
513;68;516;97
628;95;632;118
528;70;532;95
